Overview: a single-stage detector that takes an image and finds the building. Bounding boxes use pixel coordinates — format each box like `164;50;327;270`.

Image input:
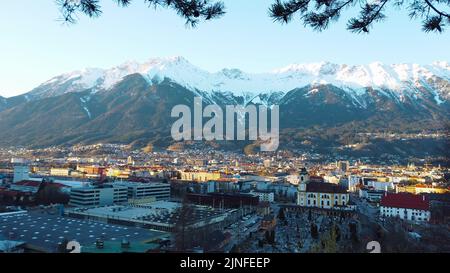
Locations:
297;168;351;210
359;189;385;203
82;240;160;253
180;171;221;182
13;165;29;183
337;161;349;173
67;201;231;233
186;193;259;209
50;168;72;177
10;180;42;194
115;182;170;201
380;192;431;222
397;184;449;195
0;239;26;253
427;193;450;224
299;167;309;184
69;184;128;207
251;190;275;203
0;211;166;253
77;165;106;179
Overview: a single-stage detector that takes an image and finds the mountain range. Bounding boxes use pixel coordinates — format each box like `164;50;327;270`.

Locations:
0;57;449;156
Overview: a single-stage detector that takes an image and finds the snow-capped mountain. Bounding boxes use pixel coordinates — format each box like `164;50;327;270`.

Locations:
26;56;450;106
0;56;448;150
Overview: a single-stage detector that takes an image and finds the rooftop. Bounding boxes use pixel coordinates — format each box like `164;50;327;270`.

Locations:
306;182;347;194
0;211;167;252
380;192;430;210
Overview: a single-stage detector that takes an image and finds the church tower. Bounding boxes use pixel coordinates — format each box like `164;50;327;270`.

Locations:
297;167;310;206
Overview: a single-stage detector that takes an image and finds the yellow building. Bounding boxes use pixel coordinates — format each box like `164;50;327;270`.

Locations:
297;168;350;210
50;168;72;177
397;184;448;194
107;168;130;179
180;171;221;182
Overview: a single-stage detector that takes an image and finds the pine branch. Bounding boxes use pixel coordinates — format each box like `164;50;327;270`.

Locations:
269;0;312;23
409;0;450;32
304;0;356;31
57;0;225;26
347;0;389;33
56;0;450;33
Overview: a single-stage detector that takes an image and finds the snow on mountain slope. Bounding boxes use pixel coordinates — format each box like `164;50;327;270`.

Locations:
27;56;450;105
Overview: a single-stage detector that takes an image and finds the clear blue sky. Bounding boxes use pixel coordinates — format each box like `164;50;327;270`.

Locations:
0;0;449;97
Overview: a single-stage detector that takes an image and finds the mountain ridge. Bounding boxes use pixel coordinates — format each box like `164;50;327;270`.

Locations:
0;58;448;156
5;57;448;106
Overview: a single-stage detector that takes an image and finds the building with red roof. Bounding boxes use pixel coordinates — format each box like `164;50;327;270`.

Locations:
10;180;42;194
380;192;430;222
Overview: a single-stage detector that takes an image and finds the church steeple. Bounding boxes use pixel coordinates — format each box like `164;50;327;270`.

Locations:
299;167;309;184
298;167;310;194
297;167;309;206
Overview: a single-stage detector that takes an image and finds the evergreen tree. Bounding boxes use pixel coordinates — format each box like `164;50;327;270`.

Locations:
57;0;225;26
55;0;450;33
277;207;286;222
334;224;341;242
310;223;319;239
269;0;450;33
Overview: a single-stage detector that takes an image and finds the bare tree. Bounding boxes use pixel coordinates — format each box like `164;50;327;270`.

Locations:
171;197;195;251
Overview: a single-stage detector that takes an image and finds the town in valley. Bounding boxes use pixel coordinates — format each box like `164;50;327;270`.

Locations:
0;144;449;253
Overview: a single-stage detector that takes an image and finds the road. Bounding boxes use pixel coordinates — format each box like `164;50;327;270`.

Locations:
222;214;261;252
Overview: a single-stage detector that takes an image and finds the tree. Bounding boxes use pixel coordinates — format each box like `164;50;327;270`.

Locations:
334;224;341;242
56;0;450;33
269;0;450;33
277;207;286;222
57;0;225;26
172;197;195;251
348;221;359;244
310;223;319;239
320;226;338;252
265;230;271;242
36;183;70;205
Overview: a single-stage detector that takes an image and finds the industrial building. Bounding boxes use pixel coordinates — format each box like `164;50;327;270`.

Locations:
69;184;128;207
66;201;233;233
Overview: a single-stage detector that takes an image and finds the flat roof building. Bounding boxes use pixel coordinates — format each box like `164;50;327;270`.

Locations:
0;211;168;253
114;181;170;201
69;184;128;207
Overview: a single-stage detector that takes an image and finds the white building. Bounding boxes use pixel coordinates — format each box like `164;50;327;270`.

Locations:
286;174;300;185
115;182;171;201
13;165;30;183
69;184;128;207
380;193;430;222
50;168;72;177
252;190;275;203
